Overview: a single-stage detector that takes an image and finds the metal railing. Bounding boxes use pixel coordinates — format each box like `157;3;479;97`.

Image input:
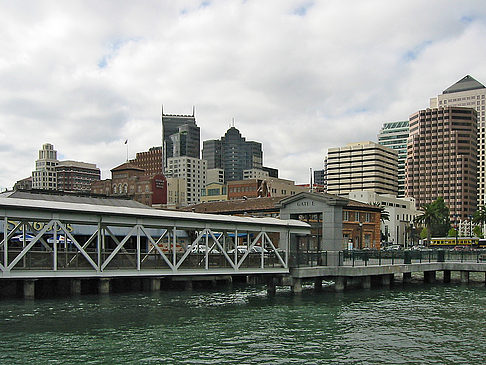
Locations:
290;249;486;268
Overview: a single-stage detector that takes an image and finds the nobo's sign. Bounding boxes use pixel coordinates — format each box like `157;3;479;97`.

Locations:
296;200;315;207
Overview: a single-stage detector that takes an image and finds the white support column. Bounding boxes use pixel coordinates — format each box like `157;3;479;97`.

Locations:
172;227;176;267
136;225;141;271
53;222;58;271
97;221;102;272
3;216;8;269
205;228;209;270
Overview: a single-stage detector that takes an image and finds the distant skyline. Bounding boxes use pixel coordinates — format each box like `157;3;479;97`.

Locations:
1;0;486;189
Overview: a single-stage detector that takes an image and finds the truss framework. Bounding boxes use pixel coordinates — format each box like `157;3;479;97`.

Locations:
0;199;310;278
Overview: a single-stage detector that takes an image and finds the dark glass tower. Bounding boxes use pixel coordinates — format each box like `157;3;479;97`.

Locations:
203;127;263;182
161;108;200;172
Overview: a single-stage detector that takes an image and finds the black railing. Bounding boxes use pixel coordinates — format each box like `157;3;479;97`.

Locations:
290;249;486;268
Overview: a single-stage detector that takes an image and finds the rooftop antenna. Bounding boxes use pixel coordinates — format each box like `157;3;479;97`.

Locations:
192;105;195;117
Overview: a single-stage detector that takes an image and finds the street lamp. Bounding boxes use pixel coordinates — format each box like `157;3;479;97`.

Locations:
358;222;363;250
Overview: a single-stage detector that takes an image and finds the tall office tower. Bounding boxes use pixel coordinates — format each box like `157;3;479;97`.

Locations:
165;156;207;206
430;75;486;206
406;107;478;221
32;143;59;190
325;141;398;196
378;121;409;197
56;161;100;192
161;108;200;172
202;127;263;182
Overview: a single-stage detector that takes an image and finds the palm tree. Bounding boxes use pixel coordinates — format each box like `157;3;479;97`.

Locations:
473;205;486;237
415;197;449;245
372;202;389;222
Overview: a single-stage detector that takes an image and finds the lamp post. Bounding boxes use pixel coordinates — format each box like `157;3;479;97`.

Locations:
358;222;363;250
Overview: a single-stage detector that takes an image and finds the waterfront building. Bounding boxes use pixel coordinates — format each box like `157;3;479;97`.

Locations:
130;146;163;177
182;193;382;249
325;141;398;196
32;143;59;190
348;191;421;246
90;162;167;207
56;161;100;193
429;75;486;206
164;156;207;206
378;121;409;197
202;126;263;182
161;109;200;172
406;107;478;221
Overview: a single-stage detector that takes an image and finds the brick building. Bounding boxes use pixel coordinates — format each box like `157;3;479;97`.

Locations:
91;162;167;207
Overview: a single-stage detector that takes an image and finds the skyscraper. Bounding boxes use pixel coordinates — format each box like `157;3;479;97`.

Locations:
161;108;200;172
406;107;478;221
202;127;263;182
378;121;409;197
430;75;486;206
325;141;398;196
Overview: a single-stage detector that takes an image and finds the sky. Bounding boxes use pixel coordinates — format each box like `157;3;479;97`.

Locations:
1;0;486;190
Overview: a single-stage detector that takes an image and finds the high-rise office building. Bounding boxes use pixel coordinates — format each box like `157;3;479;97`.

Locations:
325;141;398;196
161;108;200;172
430;75;486;206
203;127;263;182
405;107;478;221
378;121;409;197
32;143;59;190
165;156;207;206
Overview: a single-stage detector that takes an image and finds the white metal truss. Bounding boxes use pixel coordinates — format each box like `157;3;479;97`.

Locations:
0;198;310;278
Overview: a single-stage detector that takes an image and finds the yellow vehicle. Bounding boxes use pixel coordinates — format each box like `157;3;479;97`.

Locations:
429;237;479;248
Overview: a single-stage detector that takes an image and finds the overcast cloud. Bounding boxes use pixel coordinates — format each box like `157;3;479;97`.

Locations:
1;0;486;189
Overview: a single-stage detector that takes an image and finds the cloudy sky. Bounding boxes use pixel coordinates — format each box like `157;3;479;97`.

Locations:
1;0;486;189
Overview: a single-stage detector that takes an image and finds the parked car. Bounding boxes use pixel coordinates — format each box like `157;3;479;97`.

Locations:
191;245;219;254
384;244;401;251
47;235;73;244
10;233;35;243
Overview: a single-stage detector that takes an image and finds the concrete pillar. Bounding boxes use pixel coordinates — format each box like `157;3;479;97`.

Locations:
314;277;323;291
443;270;451;283
150;278;161;292
23;279;36;300
460;271;469;284
98;278;111;294
185;280;193;291
291;278;302;294
381;274;391;288
424;271;436;283
267;277;276;296
362;276;371;289
71;279;82;296
334;277;346;292
403;272;412;284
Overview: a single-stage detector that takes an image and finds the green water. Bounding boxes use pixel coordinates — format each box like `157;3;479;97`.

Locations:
1;283;485;364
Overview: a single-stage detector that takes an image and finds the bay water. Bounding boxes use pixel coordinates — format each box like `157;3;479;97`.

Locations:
1;282;485;364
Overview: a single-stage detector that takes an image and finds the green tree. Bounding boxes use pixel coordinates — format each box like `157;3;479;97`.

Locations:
473;205;486;226
447;228;457;237
415;197;450;244
473;225;483;239
420;227;428;240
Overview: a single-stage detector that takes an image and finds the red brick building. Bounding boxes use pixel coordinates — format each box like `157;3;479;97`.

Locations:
91;162;167;206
